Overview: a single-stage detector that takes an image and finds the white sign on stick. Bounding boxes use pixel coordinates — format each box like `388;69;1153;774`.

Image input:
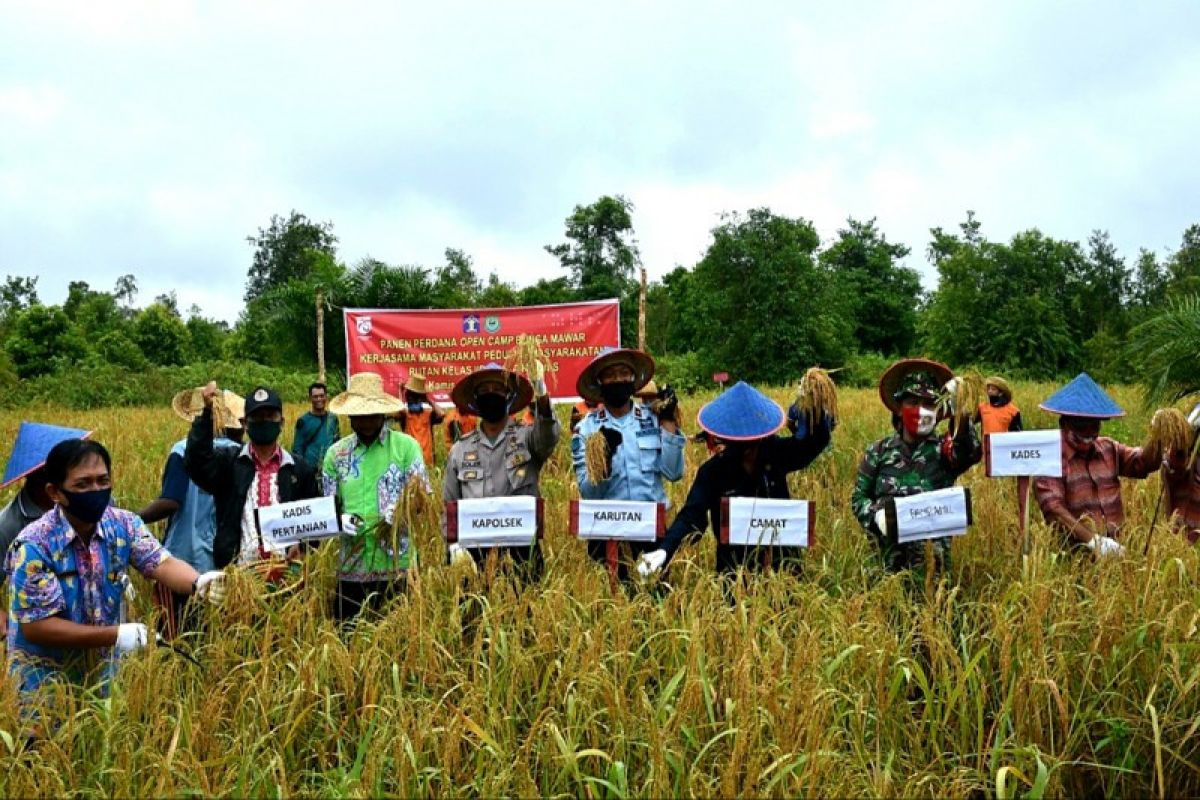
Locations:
256;496;341;551
453;496;539;548
723;497;814;548
574;500;659;541
986;430;1063;478
892;487;971;543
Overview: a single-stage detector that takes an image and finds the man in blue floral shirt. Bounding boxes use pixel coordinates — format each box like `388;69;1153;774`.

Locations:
6;439;223;701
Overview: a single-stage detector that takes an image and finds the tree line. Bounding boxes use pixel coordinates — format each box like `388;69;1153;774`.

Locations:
3;197;1198;397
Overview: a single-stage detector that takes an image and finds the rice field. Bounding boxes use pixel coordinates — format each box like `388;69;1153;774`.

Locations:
0;382;1198;798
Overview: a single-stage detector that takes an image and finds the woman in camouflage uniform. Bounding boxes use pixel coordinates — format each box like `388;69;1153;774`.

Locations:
851;358;982;573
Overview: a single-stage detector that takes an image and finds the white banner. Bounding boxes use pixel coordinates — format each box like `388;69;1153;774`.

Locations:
574;500;659;541
257;496;341;551
455;496;539;548
725;498;813;548
893;487;971;543
987;430;1063;477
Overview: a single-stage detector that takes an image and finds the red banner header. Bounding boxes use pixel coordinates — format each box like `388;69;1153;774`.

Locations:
343;300;621;404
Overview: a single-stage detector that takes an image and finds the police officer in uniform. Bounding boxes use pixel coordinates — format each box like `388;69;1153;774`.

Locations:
443;362;560;580
572;348;684;580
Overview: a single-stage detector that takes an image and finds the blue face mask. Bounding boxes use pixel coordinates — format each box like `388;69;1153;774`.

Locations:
61;487;112;524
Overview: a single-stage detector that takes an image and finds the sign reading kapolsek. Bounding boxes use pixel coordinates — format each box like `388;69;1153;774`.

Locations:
889;487;972;543
447;497;542;548
720;498;815;548
256;496;341;551
985;430;1064;478
571;500;662;541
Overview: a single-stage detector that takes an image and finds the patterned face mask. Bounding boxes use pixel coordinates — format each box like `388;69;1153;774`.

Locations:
901;406;937;437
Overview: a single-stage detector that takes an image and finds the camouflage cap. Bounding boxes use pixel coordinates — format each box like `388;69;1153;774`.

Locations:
878;358;953;413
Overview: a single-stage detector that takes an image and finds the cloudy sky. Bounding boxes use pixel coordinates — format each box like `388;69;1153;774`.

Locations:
2;1;1197;323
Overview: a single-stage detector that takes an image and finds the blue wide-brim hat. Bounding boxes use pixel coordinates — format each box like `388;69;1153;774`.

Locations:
1039;372;1124;419
2;422;92;489
697;381;785;441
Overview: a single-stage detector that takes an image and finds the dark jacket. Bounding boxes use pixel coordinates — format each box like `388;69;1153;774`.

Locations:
184;407;320;568
661;418;832;574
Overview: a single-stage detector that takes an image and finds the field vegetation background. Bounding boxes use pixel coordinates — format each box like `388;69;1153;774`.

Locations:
1;383;1197;798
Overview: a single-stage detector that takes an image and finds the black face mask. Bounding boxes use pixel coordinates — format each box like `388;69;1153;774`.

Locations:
474;392;510;423
989;396;1006;407
61;487;112;524
247;420;282;445
599;381;636;408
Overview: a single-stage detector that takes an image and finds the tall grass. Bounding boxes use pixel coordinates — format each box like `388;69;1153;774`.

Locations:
0;383;1197;797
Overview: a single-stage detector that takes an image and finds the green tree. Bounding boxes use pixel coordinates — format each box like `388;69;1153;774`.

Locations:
132;303;191;366
0;275;39;333
689;208;851;383
95;330;149;370
1165;224;1200;297
4;304;88;378
1131;249;1168;311
186;306;229;362
821;218;921;356
477;272;520;308
245;211;338;302
518;277;575;307
431;248;482;308
545;195;640;343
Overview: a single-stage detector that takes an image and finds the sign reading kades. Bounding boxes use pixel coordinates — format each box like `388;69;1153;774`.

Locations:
570;500;663;541
985;430;1064;478
343;300;621;404
889;487;972;543
446;497;543;548
720;498;815;548
256;496;341;551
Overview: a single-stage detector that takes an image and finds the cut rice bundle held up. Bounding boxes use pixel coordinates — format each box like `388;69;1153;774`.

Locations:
585;432;609;484
1146;407;1195;464
504;334;554;385
796;367;838;426
942;370;985;427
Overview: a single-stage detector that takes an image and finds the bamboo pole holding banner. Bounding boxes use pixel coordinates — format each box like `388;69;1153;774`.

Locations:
638;267;647;351
316;288;326;384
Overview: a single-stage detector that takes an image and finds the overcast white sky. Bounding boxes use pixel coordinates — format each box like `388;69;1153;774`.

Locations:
2;1;1198;323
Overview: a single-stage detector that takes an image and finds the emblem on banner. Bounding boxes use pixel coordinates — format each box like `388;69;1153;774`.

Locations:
355;316;373;336
462;314;480;334
484;315;501;333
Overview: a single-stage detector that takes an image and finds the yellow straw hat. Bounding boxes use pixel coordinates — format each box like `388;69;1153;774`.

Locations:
171;387;244;429
328;372;404;416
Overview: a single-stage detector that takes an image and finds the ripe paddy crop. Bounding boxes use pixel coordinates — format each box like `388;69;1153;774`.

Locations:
0;383;1197;797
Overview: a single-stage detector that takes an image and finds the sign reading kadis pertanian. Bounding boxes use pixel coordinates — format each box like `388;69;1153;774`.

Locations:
446;496;543;549
889;487;972;543
256;496;341;551
343;299;621;404
720;497;815;548
985;430;1064;478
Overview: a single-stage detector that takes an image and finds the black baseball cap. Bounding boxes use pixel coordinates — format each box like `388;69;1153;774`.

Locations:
244;386;283;415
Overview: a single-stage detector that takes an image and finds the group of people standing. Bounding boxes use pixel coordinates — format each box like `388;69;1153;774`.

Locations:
2;347;1198;708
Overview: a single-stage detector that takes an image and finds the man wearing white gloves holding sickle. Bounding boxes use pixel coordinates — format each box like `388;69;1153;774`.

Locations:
5;438;224;704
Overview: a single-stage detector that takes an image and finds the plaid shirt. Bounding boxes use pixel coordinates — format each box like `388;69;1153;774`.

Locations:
1165;459;1200;543
1034;436;1157;539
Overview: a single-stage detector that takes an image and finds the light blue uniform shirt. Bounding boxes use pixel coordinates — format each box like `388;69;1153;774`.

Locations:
162;436;237;574
572;405;686;504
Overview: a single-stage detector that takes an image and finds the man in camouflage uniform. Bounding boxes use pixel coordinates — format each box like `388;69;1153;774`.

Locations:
851;359;982;572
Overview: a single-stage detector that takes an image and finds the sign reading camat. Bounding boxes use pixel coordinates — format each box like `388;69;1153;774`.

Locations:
575;500;658;541
257;496;341;551
986;430;1064;478
455;496;539;548
725;498;814;548
891;487;971;543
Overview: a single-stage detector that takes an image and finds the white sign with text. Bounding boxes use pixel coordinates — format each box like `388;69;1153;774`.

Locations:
575;500;659;541
725;498;813;548
455;496;539;548
986;430;1063;478
257;496;341;551
893;487;971;543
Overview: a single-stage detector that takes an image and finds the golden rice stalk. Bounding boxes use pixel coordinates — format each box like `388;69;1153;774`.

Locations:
400;476;439;535
941;370;985;426
503;334;555;387
1145;407;1193;464
796;367;838;425
585;432;609;484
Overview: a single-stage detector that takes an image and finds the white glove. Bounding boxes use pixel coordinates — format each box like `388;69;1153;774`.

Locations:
194;570;227;605
533;361;548;399
1086;535;1126;557
115;622;149;655
1188;402;1200;431
636;549;668;578
941;378;959;416
341;514;360;536
448;543;472;565
874;509;891;537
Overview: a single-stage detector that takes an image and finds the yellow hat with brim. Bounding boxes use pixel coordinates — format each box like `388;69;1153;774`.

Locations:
328;373;404;416
172;387;244;429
